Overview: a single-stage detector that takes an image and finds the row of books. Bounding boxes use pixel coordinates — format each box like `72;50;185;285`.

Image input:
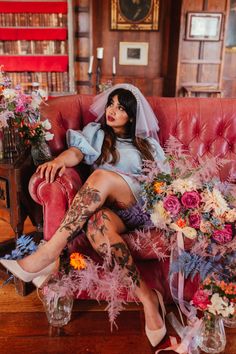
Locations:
0;13;67;27
0;40;68;55
7;71;69;93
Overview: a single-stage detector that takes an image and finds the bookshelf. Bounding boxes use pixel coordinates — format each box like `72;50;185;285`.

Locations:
0;0;75;95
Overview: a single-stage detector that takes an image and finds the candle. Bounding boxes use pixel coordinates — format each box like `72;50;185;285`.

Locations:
97;47;104;59
112;56;116;75
88;55;94;74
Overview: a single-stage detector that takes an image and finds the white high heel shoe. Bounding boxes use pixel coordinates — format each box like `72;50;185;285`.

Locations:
0;259;58;288
145;289;167;347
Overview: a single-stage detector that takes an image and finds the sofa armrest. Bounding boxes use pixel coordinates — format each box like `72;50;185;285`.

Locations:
29;167;83;241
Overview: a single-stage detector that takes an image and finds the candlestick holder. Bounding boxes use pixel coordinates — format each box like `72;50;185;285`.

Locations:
112;73;116;85
96;59;102;93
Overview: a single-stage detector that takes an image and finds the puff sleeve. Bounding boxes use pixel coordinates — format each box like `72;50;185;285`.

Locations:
66;122;104;165
147;137;170;174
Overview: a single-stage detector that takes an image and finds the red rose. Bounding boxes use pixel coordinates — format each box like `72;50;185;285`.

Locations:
163;195;181;216
188;212;201;229
212;224;233;244
181;191;201;209
192;289;211;310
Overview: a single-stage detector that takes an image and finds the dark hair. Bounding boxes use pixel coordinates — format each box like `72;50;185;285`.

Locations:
96;88;154;165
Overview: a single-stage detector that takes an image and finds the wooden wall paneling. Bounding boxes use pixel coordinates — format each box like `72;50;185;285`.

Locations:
223;50;236;97
173;0;230;97
90;0;168;96
163;0;182;96
222;1;235;97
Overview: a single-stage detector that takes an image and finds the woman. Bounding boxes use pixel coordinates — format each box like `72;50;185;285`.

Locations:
1;84;168;347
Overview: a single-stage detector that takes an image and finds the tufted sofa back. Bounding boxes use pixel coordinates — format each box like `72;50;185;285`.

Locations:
40;95;236;178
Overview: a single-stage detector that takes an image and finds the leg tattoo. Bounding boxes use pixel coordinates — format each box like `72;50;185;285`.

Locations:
87;210;110;244
110;242;140;286
59;183;102;243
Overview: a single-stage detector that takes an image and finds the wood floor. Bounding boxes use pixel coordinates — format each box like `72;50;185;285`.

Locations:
0;218;235;354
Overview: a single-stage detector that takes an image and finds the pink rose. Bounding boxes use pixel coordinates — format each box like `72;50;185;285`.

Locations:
181;191;201;209
192;289;211;310
212;224;233;244
188;212;201;229
163;195;181;216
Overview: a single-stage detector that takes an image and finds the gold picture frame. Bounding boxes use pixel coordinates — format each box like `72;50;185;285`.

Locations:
111;0;160;31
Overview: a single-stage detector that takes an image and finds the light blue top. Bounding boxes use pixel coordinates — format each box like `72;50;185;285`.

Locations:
67;122;168;202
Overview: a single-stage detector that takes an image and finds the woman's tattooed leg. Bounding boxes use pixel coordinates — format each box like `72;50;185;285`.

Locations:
60;183;103;243
86;208;141;287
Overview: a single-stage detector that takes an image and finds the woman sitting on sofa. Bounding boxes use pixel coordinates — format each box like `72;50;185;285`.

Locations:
1;83;169;347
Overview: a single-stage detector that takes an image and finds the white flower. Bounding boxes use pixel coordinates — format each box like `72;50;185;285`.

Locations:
225;209;236;223
150;201;171;229
42;119;52;130
0;111;10;128
2;88;17;99
208;293;235;317
44;132;54;141
171;178;198;194
201;187;229;216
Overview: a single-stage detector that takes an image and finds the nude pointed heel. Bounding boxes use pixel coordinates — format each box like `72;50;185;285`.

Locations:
145;290;167;347
0;259;58;288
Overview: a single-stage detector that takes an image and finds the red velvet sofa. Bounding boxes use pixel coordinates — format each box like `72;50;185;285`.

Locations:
28;95;236;302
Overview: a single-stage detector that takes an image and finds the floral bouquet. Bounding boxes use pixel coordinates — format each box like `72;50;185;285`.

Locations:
141;137;236;351
0;66;54;148
192;277;236;318
141;137;236;283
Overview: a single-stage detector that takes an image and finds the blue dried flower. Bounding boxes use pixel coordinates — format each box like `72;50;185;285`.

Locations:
3;234;37;260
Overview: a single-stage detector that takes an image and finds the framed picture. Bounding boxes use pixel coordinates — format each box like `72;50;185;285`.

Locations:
111;0;160;31
119;42;149;66
186;12;223;41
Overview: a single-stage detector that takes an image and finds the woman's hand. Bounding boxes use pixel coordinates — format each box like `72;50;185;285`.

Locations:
36;158;66;183
36;147;84;183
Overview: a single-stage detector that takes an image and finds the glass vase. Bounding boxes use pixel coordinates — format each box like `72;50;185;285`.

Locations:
197;313;226;353
223;306;236;328
40;274;74;328
31;139;52;166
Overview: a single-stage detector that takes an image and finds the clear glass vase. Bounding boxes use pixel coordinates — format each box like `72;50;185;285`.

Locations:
223;306;236;328
197;313;226;353
40;274;74;328
31;139;52;166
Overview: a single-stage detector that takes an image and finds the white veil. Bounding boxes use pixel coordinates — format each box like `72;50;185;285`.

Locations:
89;83;160;141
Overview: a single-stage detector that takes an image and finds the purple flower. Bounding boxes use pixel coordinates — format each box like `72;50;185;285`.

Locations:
188;212;201;229
181;191;201;209
163;195;181;216
212;224;233;244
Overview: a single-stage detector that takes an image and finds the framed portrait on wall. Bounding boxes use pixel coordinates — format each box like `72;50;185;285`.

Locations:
111;0;160;31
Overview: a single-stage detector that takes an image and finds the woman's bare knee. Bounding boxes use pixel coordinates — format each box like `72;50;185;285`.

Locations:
86;169;136;207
